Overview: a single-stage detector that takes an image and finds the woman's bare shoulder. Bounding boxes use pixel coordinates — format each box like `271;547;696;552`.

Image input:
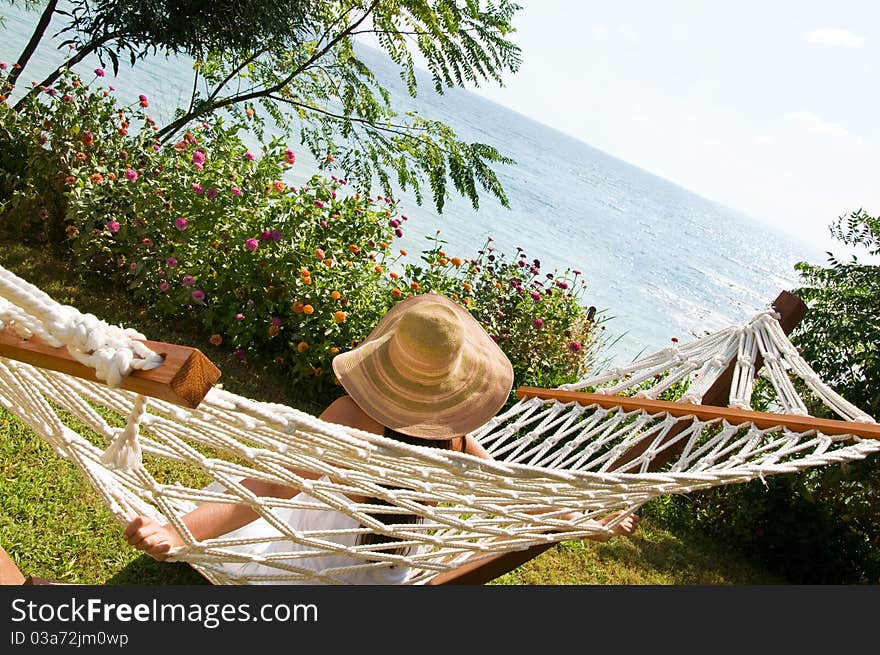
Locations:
320;396;384;434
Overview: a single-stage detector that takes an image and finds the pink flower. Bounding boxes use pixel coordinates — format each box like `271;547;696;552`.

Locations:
314;200;324;209
205;187;218;200
106;220;120;233
569;341;582;353
209;334;222;346
130;262;138;270
555;280;569;290
175;217;188;231
244;152;255;161
62;94;73;102
192;150;206;165
231;187;242;196
235;313;244;321
320;220;328;228
124;168;138;181
271;317;282;327
245;238;259;251
139;94;147;103
159;281;170;292
165;257;178;268
192;183;204;195
530;291;542;301
0;63;6;70
94;68;105;77
191;289;205;302
284;149;296;164
182;275;195;287
234;349;246;362
395;228;404;238
532;318;545;329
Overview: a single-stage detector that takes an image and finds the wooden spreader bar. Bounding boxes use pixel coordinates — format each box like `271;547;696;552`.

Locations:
516;387;880;441
0;327;220;409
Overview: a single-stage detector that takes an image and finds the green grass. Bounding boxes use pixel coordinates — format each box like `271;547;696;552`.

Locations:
0;242;782;585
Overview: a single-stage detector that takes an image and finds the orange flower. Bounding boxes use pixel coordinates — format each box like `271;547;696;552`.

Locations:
330;290;341;300
245;107;255;117
315;248;326;260
348;244;360;254
326;154;334;162
333;311;347;323
438;257;448;266
324;258;333;267
273;181;286;193
303;276;312;285
297;341;309;353
303;304;314;315
379;242;389;249
438;250;447;257
495;282;502;290
329;347;339;355
268;324;280;337
410;282;420;291
292;302;304;314
462;282;472;292
391;288;403;298
464;298;472;306
373;265;383;274
300;269;310;278
451;257;462;267
90;173;104;184
64;176;76;185
209;334;223;346
399;249;407;256
389;272;399;280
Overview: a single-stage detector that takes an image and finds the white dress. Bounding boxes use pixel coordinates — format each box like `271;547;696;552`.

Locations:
200;479;411;585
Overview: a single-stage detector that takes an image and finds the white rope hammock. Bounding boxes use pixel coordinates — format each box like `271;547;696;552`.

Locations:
1;263;878;585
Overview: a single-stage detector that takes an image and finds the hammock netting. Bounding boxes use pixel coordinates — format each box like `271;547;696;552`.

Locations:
1;263;878;584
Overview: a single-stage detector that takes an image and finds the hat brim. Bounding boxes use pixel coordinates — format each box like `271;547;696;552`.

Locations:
332;294;513;439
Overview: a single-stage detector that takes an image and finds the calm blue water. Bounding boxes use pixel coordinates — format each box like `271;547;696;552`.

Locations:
1;6;825;364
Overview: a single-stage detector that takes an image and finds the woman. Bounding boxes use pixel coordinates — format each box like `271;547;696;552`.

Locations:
125;293;639;583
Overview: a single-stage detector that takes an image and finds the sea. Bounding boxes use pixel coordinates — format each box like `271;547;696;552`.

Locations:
0;6;827;365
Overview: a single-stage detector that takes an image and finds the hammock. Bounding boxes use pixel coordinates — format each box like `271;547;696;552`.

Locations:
1;263;878;585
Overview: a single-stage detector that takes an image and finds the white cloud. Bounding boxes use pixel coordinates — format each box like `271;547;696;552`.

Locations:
787;111;869;154
805;28;865;47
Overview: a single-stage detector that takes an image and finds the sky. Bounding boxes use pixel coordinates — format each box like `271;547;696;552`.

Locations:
466;1;880;252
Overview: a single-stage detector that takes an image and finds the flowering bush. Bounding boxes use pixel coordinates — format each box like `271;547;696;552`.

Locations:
1;70;607;403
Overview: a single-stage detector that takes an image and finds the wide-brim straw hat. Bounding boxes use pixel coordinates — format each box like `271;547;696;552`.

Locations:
331;293;514;440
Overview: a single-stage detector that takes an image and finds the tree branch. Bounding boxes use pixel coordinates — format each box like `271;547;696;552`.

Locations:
6;0;60;93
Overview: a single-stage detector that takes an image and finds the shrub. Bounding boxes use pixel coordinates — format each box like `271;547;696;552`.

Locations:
1;70;607;406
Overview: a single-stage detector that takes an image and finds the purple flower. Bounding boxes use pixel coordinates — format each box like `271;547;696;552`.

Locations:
175;217;188;231
569;341;582;353
271;317;282;327
192;150;206;165
573;269;582;276
555;280;569;290
205;187;218;200
166;257;178;268
231;187;242;196
106;220;120;233
244;152;255;161
94;68;105;77
271;229;282;241
530;291;542;301
191;289;205;302
159;281;170;292
124;168;138;181
395;228;404;238
532;318;545;329
192;183;204;195
235;313;245;321
245;238;259;251
314;200;324;209
261;230;272;242
139;94;147;103
182;275;195;287
390;219;400;228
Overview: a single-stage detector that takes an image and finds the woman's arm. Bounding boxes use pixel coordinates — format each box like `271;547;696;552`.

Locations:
125;396;376;560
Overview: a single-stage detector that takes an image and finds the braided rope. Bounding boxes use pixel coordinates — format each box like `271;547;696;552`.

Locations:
1;264;878;584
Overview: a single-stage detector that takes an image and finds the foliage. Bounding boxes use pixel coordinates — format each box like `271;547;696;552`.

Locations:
4;0;522;213
1;71;603;405
658;210;880;584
